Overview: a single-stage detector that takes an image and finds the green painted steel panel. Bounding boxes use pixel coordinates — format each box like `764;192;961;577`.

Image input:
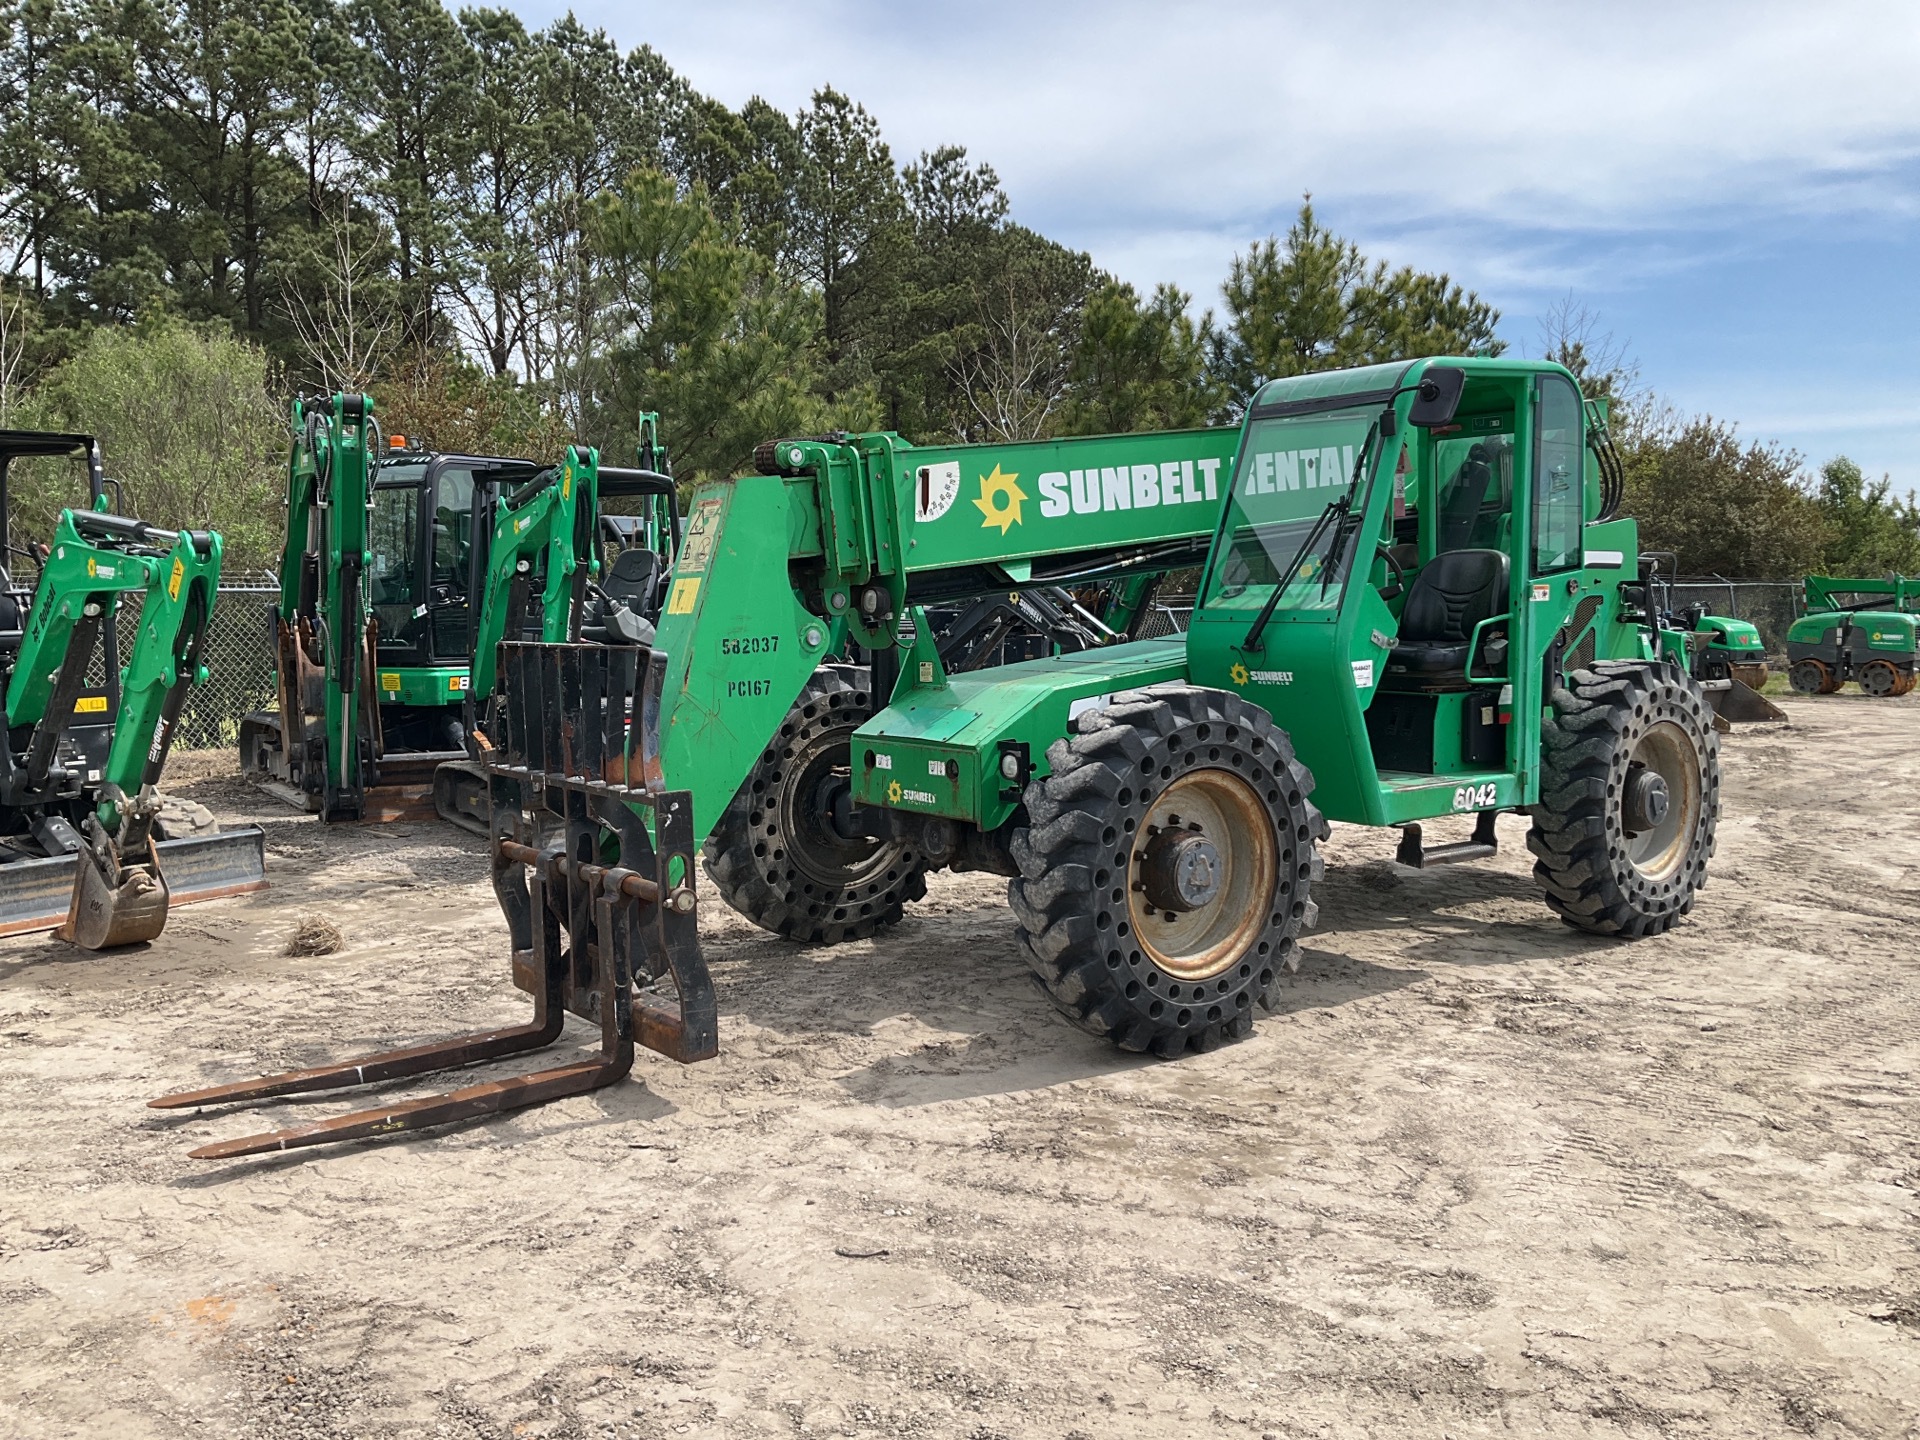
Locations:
852;639;1190;826
375;665;469;708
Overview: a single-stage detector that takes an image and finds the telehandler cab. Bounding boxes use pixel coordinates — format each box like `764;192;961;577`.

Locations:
157;356;1721;1155
0;431;265;947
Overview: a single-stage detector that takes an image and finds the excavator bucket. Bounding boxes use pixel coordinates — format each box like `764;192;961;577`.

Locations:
60;836;170;949
0;826;267;945
1700;676;1789;728
152;641;712;1158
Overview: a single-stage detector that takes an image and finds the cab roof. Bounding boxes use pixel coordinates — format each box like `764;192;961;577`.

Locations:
1248;356;1579;418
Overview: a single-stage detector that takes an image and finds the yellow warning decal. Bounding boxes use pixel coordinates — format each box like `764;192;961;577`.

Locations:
167;556;184;601
74;695;108;714
449;675;468;693
380;672;402;692
667;577;701;615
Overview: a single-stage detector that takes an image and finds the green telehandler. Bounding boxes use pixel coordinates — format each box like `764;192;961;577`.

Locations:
157;355;1722;1154
1787;575;1920;697
0;431;266;947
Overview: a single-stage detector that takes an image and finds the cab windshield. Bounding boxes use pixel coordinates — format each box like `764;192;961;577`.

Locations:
1202;406;1382;614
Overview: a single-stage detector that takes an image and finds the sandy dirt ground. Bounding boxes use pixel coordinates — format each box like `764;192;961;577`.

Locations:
1;694;1917;1440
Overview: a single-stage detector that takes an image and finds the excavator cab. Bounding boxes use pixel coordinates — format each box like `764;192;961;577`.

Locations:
368;448;541;753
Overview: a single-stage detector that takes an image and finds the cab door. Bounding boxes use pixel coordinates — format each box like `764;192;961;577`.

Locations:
1513;371;1588;796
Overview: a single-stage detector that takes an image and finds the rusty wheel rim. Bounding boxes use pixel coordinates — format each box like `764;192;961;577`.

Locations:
1129;769;1275;981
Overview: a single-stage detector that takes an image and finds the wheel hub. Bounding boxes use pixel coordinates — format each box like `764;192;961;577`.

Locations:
1129;771;1276;981
1622;766;1670;834
1140;826;1222;913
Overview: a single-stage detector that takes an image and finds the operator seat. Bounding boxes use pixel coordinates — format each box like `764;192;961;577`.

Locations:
1386;548;1509;685
1440;443;1496;551
579;547;661;648
600;546;661;614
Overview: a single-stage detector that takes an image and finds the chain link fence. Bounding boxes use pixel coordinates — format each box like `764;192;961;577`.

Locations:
1664;579;1805;656
87;584;279;751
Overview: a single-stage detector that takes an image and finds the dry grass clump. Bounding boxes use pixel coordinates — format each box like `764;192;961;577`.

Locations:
284;913;345;957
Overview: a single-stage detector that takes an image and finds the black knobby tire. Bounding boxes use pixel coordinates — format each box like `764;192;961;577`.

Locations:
703;665;928;945
1528;661;1719;938
1008;684;1327;1058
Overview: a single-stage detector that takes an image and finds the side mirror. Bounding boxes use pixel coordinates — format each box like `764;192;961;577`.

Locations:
1408;366;1467;428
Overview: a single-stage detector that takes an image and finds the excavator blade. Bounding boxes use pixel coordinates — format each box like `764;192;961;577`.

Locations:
0;826;267;944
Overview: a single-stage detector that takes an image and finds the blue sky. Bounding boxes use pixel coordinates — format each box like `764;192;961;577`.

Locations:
517;0;1920;490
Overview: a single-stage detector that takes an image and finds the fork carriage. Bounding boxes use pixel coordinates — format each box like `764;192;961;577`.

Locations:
151;642;716;1160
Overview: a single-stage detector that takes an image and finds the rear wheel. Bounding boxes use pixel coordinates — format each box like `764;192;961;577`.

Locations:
1009;685;1326;1057
1529;662;1719;938
1788;658;1837;695
1858;659;1902;698
703;665;927;945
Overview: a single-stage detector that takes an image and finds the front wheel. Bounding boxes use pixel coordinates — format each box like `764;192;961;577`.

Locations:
1529;662;1719;938
1009;685;1326;1058
1789;658;1840;695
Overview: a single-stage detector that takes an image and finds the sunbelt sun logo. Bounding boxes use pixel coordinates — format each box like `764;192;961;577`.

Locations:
961;455;1226;532
973;465;1026;534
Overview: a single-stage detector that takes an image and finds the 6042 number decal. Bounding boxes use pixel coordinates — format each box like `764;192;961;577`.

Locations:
1452;782;1499;812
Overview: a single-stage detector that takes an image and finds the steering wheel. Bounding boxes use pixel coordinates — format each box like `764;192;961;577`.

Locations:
1375;541;1408;596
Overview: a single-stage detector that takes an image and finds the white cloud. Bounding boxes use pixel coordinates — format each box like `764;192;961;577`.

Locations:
511;0;1920;489
545;0;1920;231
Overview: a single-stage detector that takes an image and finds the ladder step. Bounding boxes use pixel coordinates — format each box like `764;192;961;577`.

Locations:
1394;811;1500;869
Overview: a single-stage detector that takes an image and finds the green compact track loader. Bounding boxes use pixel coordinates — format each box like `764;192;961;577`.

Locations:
0;431;266;946
1788;575;1920;697
158;355;1723;1155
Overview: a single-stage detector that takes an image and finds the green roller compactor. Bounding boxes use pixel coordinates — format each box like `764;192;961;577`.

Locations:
1787;575;1920;697
160;355;1723;1155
